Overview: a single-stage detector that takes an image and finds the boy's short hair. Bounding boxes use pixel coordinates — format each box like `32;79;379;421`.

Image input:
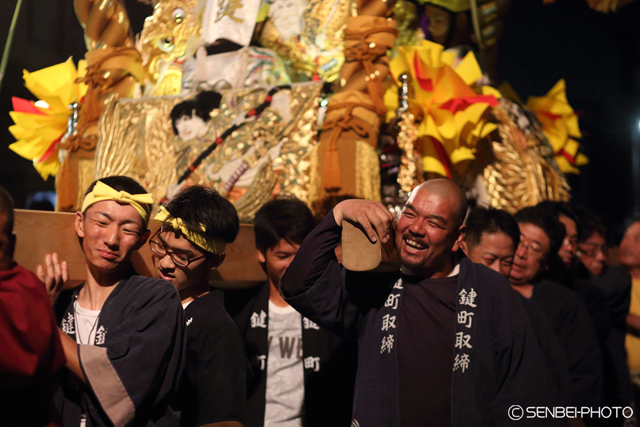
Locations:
0;186;15;236
170;91;222;135
464;207;520;249
162;185;239;255
254;198;316;253
514;205;566;262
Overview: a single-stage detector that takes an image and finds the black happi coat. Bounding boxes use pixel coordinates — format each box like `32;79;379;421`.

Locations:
281;213;565;427
530;280;604;409
225;281;357;427
54;275;186;427
181;291;246;427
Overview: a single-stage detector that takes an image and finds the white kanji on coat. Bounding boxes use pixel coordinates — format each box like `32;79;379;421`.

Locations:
62;313;75;335
303;318;320;330
453;353;471;372
382;314;396;331
95;326;106;345
457;311;474;328
459;288;478;307
255;354;267;370
385;293;400;310
455;332;472;349
250;310;267;328
381;335;395;354
304;356;321;372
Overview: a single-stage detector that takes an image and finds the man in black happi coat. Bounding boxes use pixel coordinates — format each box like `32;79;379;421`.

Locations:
280;179;563;427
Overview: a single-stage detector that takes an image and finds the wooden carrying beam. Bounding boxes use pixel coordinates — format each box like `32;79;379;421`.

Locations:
13;209;266;289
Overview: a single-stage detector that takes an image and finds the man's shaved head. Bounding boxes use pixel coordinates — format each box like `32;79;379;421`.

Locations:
409;179;468;228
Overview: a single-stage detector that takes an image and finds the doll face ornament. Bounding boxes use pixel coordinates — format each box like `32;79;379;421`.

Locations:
174;110;209;141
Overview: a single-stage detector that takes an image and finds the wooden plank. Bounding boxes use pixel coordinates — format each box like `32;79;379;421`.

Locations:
14;209;266;289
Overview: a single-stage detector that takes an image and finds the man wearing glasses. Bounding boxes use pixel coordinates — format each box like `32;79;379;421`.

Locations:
150;185;246;427
509;205;604;411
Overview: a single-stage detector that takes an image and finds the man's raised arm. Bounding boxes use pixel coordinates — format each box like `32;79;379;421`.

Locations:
280;200;394;298
280;200;394;337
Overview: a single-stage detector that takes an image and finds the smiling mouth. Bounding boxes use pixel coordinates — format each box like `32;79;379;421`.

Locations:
403;236;427;251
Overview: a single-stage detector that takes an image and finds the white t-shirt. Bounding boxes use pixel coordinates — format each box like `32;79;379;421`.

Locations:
264;300;304;426
75;303;101;346
74;302;101;427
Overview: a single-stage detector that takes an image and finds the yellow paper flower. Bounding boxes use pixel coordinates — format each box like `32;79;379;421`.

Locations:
385;40;500;178
8;58;87;180
527;79;588;174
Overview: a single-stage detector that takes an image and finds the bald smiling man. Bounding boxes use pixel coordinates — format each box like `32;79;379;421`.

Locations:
280;180;564;427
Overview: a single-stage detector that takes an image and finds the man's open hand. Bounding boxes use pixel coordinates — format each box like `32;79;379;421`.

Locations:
333;200;395;244
36;253;68;305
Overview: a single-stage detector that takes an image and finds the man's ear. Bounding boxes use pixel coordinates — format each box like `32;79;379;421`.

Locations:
459;240;469;257
135;228;151;250
452;224;466;252
74;211;85;238
258;250;266;264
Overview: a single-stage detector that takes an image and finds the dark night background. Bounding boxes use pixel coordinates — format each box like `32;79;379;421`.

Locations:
1;0;639;239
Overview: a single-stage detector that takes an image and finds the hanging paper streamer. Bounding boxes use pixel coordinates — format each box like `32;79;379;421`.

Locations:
526;79;588;174
385;40;500;179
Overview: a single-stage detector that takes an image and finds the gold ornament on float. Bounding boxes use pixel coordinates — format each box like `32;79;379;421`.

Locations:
137;0;203;96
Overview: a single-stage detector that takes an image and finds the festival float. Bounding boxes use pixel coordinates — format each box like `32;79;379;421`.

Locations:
9;0;607;222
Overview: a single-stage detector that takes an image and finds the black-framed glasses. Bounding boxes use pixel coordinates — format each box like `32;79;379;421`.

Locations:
149;233;205;267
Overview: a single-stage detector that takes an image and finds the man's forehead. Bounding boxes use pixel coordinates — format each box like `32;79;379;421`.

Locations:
625;222;640;237
407;188;450;212
585;232;605;244
159;228;200;252
518;222;549;242
479;231;515;250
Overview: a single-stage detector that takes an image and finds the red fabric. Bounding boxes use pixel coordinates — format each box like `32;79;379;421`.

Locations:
438;95;499;114
0;263;65;427
537;110;562;121
414;53;434;92
11;97;46;115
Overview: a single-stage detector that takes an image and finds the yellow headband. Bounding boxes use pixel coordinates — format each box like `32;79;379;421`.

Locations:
154;206;227;255
81;181;153;225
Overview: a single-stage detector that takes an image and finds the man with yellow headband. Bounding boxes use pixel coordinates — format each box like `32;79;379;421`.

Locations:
150;185;246;427
42;176;186;427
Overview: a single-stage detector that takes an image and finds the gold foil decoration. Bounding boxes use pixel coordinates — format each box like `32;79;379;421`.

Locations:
56;0;144;211
96;82;323;222
396;112;423;193
392;1;421;52
308;0;396;214
259;0;350;82
137;0;203;96
340;16;398;115
482;98;570;214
